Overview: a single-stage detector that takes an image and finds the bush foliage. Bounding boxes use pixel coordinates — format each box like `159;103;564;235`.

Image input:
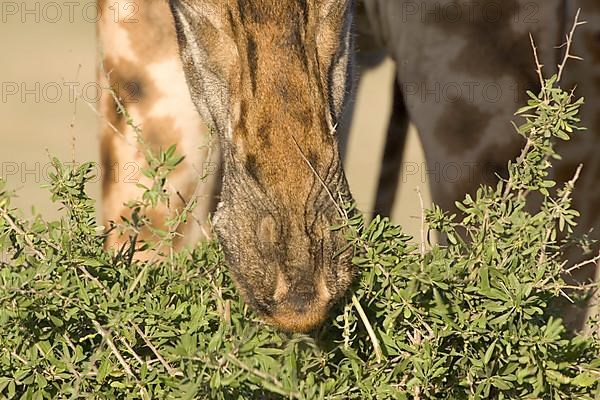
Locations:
1;52;600;400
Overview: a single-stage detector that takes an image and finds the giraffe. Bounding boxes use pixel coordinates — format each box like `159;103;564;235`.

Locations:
356;0;600;329
99;0;600;332
98;0;220;252
100;0;355;332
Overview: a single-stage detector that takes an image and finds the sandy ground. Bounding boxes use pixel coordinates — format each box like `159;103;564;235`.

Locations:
0;4;430;240
0;0;99;216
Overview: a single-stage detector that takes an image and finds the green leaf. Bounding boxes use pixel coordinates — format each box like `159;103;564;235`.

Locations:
572;372;598;387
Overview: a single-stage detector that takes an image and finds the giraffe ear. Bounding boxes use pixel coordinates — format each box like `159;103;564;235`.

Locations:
169;0;226;33
169;0;236;136
318;0;352;21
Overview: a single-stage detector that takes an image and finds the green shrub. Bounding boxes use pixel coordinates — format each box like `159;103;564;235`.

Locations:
1;44;600;400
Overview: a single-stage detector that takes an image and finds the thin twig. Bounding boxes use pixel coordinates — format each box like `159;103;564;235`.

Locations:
538;165;582;265
416;187;426;256
352;295;383;363
557;8;586;83
0;207;44;259
127;262;150;295
290;134;345;218
120;338;146;368
78;265;111;298
502;139;533;200
529;33;546;100
62;334;84;379
584;256;600;336
224;299;231;327
565;252;600;274
223;353;301;399
410;328;423;400
66;64;82;165
559;288;575;304
10;351;28;364
92;319;136;379
132;323;182;377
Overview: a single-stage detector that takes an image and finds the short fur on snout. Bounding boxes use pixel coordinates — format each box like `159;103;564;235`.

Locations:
170;0;357;332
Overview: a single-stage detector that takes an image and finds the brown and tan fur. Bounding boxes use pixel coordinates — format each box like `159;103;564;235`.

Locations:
98;0;219;252
99;0;599;332
100;0;356;332
170;0;356;332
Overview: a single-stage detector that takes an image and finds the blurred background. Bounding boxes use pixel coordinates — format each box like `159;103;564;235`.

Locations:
0;0;431;240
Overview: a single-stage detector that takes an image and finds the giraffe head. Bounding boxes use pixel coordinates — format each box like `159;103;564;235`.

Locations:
170;0;356;332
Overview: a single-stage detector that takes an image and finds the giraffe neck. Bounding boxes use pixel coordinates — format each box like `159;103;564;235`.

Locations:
98;0;219;252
